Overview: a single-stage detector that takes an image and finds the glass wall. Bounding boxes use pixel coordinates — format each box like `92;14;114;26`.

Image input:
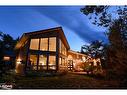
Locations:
40;38;48;51
59;39;62;53
60;39;67;55
30;39;39;50
30;37;56;52
62;58;65;66
38;55;47;70
49;37;56;51
28;37;68;71
29;37;57;71
30;55;38;70
48;55;56;70
59;57;62;65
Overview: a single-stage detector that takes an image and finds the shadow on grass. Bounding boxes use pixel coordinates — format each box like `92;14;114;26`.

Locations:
1;70;125;89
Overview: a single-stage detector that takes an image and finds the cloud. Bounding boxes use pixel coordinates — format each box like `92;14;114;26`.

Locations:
32;6;108;43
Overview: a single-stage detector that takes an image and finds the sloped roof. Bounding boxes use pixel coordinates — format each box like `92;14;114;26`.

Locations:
15;27;70;50
68;50;86;56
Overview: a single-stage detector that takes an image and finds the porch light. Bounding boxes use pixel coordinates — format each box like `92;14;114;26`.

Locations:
16;58;22;64
3;56;10;61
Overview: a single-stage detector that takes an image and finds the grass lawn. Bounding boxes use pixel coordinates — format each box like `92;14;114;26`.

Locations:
1;71;122;89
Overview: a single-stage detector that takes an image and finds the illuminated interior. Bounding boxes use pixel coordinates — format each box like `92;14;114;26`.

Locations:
40;38;48;51
39;55;47;70
30;39;39;50
15;27;89;73
15;27;102;73
49;55;56;70
49;37;56;51
27;37;58;71
30;55;38;70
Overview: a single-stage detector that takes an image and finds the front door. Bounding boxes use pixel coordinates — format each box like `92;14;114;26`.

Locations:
68;60;73;71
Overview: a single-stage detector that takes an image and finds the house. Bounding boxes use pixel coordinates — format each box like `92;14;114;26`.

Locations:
67;50;87;71
15;27;101;74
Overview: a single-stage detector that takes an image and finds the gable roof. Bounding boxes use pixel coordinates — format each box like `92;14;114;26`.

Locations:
15;27;70;50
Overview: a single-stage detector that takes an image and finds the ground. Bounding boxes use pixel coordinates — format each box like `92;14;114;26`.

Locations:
0;70;123;89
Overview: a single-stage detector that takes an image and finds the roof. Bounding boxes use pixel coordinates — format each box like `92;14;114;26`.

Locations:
68;50;86;56
15;27;70;50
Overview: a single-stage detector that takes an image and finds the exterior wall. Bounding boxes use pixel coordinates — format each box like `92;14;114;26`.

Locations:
67;51;86;71
15;40;29;74
15;29;69;74
58;38;68;72
26;31;58;72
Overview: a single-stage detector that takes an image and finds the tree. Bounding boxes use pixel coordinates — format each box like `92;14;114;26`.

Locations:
0;32;19;77
80;6;127;27
106;19;127;79
81;6;127;80
81;40;107;69
81;40;104;58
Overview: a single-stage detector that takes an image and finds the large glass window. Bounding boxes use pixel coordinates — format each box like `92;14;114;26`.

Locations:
62;58;65;66
40;38;48;51
49;37;56;51
30;55;38;70
61;41;67;55
61;41;64;54
38;55;47;70
59;39;62;53
59;57;62;65
49;55;56;70
30;39;39;50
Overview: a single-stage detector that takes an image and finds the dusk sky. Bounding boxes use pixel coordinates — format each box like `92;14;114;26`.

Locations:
0;6;107;51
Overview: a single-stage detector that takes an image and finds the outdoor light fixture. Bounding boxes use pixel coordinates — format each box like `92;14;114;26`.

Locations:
16;58;22;64
3;56;10;61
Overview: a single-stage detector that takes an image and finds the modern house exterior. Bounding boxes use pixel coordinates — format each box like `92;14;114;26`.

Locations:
15;27;101;74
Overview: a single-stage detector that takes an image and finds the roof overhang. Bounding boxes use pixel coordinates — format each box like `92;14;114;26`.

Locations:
15;27;70;50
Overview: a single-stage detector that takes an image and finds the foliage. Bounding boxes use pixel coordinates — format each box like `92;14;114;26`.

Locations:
0;32;19;77
81;6;127;80
81;40;107;69
82;62;93;72
106;19;127;79
81;40;105;58
80;6;127;27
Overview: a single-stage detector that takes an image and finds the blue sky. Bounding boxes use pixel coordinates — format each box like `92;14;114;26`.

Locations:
0;6;107;51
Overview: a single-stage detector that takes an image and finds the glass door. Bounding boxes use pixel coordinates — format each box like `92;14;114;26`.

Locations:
38;54;47;70
29;54;38;70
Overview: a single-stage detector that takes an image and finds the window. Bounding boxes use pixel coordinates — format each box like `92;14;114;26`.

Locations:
29;55;38;70
61;41;64;54
30;39;39;50
62;58;65;66
39;55;47;70
59;57;62;65
64;47;67;55
49;37;56;51
61;41;67;55
59;39;62;53
40;38;48;51
49;55;56;70
39;55;47;65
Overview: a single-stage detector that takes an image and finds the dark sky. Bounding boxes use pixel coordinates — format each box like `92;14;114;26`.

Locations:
0;6;107;51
